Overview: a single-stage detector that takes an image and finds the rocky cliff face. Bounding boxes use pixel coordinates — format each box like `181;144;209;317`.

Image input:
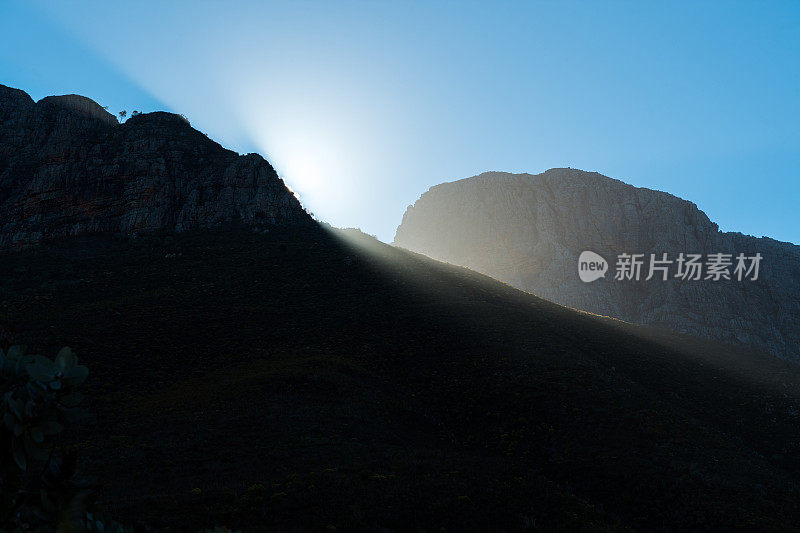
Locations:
0;84;310;249
395;169;800;361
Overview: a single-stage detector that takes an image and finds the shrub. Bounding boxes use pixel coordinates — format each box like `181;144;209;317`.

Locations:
1;345;236;532
1;345;92;531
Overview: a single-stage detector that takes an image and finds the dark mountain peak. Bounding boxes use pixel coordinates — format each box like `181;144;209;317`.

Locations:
0;84;310;250
0;83;35;109
37;93;117;125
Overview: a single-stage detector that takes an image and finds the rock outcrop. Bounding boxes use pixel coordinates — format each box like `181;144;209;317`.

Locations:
394;169;800;361
0;84;310;249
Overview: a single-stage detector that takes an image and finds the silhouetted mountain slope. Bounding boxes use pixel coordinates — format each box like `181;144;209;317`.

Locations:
3;85;800;530
3;226;800;531
394;169;800;360
0;84;310;249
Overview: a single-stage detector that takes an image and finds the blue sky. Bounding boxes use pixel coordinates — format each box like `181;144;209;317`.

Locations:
1;0;798;244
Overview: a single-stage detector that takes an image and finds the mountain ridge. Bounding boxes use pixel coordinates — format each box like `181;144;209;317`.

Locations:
425;168;798;245
394;168;800;360
0;84;311;250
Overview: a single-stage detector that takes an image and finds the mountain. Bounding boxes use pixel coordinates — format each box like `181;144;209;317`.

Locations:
4;226;800;531
0;84;310;250
3;86;800;530
394;169;800;361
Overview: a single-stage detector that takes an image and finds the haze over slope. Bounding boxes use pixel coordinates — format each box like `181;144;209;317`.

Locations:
394;169;800;360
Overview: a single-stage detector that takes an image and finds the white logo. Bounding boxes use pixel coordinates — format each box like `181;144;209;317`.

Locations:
578;251;608;282
577;251;762;282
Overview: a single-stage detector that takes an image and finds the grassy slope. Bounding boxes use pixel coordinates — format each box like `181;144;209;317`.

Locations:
1;225;800;531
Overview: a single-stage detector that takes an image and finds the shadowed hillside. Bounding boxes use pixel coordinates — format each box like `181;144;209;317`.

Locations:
2;225;800;530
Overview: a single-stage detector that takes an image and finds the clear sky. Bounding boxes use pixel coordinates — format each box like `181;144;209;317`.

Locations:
1;0;798;244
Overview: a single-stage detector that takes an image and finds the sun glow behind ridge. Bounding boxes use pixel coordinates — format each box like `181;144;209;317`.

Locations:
21;0;800;245
30;0;402;237
236;95;354;222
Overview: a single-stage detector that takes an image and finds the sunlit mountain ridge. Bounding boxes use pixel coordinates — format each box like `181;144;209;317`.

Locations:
395;169;800;360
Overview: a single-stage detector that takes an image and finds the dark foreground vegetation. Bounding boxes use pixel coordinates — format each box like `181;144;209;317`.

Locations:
1;224;800;531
